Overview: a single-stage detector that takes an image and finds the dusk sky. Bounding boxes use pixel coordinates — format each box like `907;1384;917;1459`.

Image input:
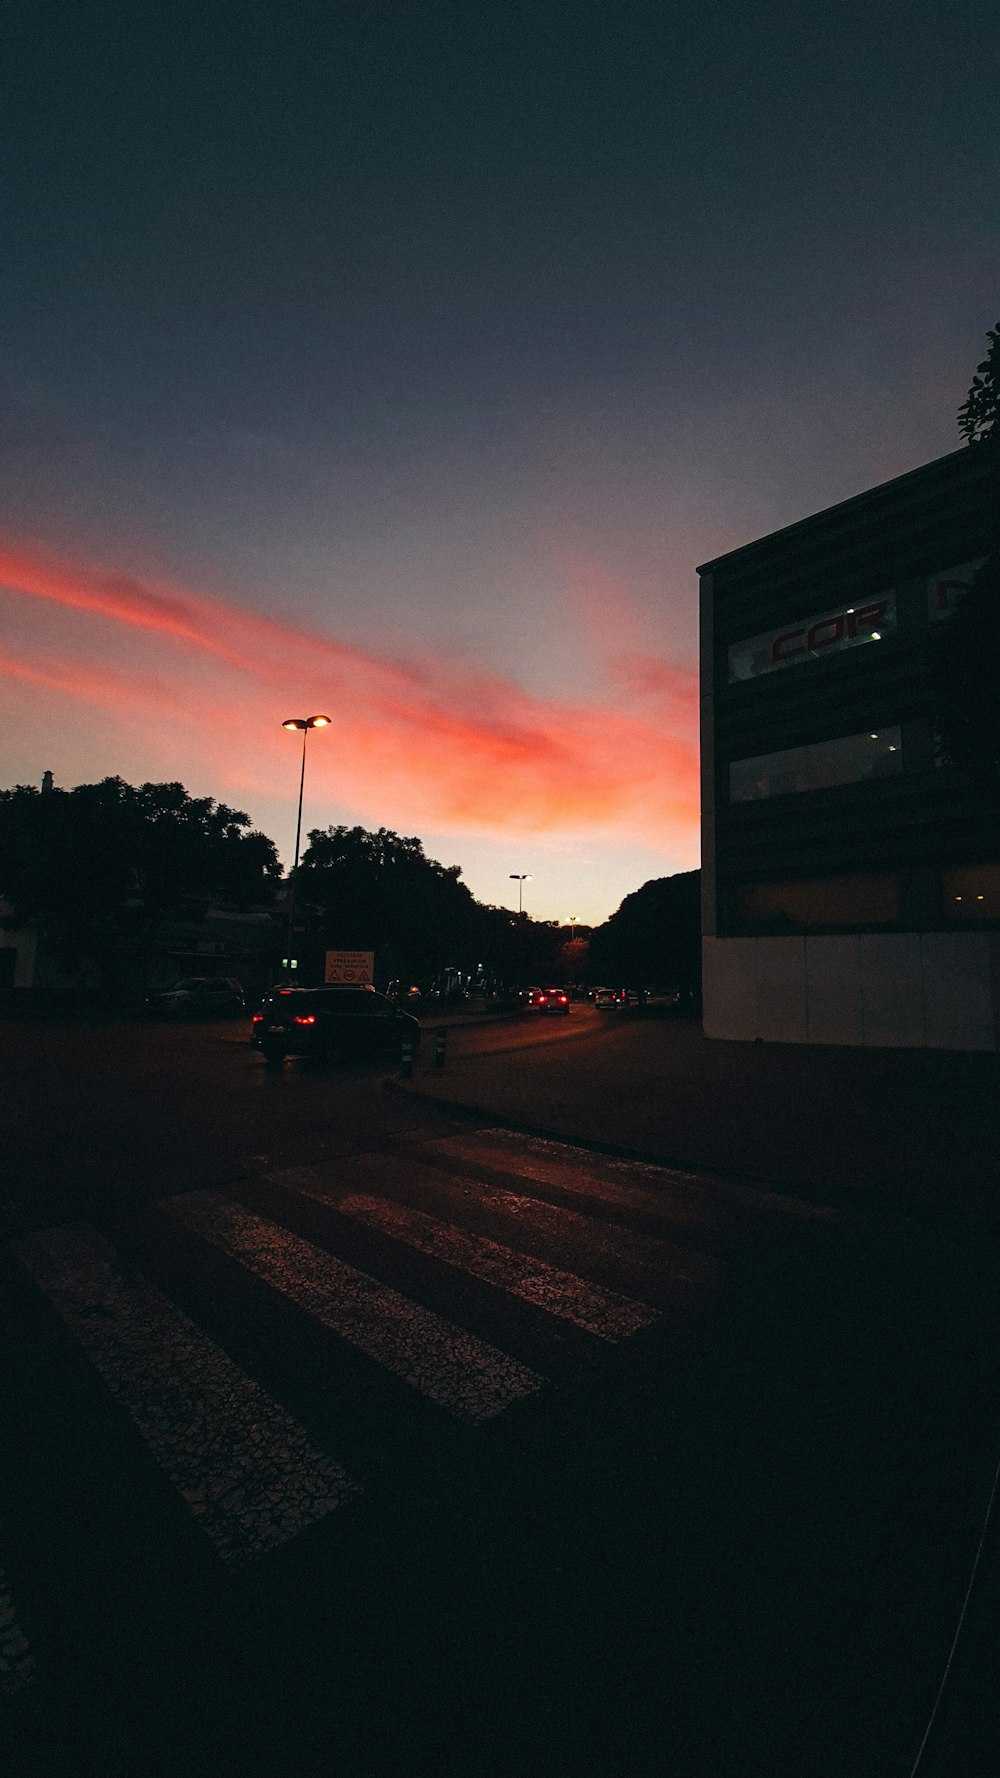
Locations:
2;1;997;923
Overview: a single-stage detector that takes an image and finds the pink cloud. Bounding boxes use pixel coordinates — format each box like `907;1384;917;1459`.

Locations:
0;535;700;848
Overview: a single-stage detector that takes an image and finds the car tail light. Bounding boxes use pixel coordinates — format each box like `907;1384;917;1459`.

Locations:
558;995;568;1004
293;1014;317;1025
252;1013;263;1023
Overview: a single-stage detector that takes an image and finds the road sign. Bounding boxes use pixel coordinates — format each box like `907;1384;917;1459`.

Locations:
324;950;375;985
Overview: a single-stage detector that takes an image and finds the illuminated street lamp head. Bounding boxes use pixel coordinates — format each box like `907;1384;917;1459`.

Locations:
283;714;331;731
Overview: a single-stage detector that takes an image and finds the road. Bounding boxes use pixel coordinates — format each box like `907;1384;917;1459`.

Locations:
2;1013;999;1776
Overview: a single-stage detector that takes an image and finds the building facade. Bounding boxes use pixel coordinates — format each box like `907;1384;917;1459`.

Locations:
699;446;999;1049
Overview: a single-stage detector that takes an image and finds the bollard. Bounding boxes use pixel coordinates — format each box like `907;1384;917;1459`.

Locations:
434;1026;447;1069
400;1037;414;1079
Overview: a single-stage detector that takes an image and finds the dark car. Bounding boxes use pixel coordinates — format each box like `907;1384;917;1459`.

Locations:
252;986;421;1064
146;975;246;1018
526;986;571;1014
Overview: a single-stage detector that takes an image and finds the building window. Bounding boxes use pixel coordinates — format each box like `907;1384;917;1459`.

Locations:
729;728;903;802
727;593;896;682
736;875;899;930
927;560;986;621
943;863;1000;921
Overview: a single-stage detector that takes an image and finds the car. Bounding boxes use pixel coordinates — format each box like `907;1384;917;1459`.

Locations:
526;986;571;1014
146;975;246;1018
593;987;623;1008
252;985;422;1064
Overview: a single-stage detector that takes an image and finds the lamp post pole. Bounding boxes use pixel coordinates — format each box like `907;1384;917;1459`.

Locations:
509;873;532;991
282;715;330;975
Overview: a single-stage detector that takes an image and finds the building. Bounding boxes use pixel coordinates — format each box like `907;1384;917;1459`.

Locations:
698;446;998;1050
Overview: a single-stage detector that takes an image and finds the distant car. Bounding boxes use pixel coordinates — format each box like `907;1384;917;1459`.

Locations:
527;987;571;1014
252;986;421;1064
146;975;245;1018
593;987;622;1008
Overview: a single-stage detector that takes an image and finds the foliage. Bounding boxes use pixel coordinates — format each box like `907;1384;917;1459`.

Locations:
587;871;701;998
298;825;480;982
957;322;1000;446
0;777;280;991
297;826;567;988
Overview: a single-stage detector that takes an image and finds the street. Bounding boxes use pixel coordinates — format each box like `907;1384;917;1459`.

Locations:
2;1013;999;1775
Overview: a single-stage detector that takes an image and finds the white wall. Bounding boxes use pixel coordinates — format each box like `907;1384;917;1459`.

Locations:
703;932;998;1050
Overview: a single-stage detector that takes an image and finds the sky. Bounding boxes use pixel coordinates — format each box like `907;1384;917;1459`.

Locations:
1;0;997;924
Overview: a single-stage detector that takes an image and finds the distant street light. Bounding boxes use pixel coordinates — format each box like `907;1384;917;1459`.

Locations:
281;715;331;973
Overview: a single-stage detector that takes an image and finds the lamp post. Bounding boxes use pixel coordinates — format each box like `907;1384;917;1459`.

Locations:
509;873;532;991
509;873;532;916
281;715;331;974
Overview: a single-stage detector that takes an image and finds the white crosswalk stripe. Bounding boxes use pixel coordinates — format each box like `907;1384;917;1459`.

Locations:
9;1129;722;1584
164;1190;544;1423
14;1224;359;1567
302;1185;658;1340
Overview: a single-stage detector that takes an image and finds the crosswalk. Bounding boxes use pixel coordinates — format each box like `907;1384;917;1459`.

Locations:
3;1124;774;1691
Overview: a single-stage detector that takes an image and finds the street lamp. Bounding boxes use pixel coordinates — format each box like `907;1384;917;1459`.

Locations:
509;873;532;916
281;715;331;973
509;874;532;993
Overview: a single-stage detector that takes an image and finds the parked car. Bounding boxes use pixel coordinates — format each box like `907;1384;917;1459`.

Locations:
252;985;421;1064
526;986;571;1014
146;975;246;1018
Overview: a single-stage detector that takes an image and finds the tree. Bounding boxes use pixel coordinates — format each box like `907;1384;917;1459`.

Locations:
0;777;280;995
957;321;1000;446
587;871;701;1003
296;825;480;983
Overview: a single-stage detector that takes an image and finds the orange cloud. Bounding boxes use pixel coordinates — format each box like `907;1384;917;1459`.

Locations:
0;534;700;848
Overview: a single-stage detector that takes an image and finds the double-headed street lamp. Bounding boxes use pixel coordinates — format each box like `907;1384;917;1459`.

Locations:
281;714;330;972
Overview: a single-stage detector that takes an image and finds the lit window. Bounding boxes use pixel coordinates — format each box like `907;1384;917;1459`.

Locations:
943;865;1000;920
729;729;903;802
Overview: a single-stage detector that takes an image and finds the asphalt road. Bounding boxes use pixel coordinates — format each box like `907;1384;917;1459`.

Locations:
2;1014;999;1777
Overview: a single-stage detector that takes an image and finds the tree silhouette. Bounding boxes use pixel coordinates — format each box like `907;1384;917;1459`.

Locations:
587;871;701;1004
297;825;480;983
0;777;279;995
957;321;1000;445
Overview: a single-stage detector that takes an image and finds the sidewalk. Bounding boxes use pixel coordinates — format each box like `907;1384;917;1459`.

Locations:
400;1013;1000;1227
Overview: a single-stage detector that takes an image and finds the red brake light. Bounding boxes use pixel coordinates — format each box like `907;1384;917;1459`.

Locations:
558;995;568;1003
252;1013;263;1023
293;1014;317;1025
